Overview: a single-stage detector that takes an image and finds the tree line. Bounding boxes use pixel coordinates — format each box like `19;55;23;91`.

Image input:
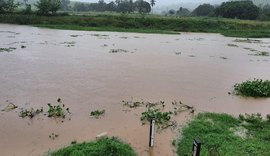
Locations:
0;0;155;15
166;1;270;20
71;0;153;14
1;0;270;21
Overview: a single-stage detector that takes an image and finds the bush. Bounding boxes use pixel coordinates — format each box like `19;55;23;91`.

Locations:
234;79;270;97
49;137;137;156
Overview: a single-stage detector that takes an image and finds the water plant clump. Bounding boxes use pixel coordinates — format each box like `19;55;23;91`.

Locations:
47;98;71;118
250;51;269;56
48;137;136;156
109;49;128;53
233;79;270;97
140;108;172;128
0;47;16;52
19;107;43;118
90;109;105;118
227;43;238;47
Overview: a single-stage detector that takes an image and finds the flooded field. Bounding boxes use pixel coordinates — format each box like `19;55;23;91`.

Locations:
0;24;270;156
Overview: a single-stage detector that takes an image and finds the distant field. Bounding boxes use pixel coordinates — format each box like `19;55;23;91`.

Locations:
1;12;270;37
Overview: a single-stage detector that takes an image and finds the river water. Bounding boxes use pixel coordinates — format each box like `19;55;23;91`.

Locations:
0;24;270;156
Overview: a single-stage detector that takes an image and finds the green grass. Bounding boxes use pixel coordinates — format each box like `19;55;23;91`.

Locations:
177;113;270;156
1;13;270;37
234;79;270;97
48;137;136;156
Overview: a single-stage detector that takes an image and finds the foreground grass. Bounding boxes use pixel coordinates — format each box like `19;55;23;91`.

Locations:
48;137;136;156
1;13;270;37
177;113;270;156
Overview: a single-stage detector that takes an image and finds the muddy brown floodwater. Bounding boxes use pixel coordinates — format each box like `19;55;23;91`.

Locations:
0;24;270;156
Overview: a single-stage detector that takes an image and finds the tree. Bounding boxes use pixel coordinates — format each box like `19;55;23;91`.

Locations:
60;0;70;11
263;4;270;17
35;0;61;15
134;0;151;14
215;1;260;20
150;0;155;13
97;0;106;12
107;1;117;11
192;3;215;16
0;0;18;13
168;9;176;16
177;7;190;17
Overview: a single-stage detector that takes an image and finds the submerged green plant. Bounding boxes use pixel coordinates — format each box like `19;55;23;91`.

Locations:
234;79;270;97
90;109;105;118
19;107;43;118
47;98;70;118
140;108;172;127
0;47;16;52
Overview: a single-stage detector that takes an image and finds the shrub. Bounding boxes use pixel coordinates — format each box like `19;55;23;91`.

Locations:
49;137;137;156
234;79;270;97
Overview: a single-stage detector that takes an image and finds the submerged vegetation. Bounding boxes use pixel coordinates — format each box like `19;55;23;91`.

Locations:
0;47;16;52
48;137;136;156
19;107;44;118
90;109;105;118
47;98;71;118
177;113;270;156
234;79;270;97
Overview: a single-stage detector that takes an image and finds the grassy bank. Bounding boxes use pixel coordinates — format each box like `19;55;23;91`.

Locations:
48;137;136;156
1;13;270;37
177;113;270;156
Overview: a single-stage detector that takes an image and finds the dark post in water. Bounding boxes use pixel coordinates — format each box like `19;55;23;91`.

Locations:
149;118;155;147
192;138;201;156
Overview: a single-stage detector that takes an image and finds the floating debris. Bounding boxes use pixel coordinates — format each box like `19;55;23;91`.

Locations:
1;103;18;112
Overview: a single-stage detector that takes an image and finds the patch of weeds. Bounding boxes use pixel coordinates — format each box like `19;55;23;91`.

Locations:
122;99;144;108
172;101;195;115
120;36;128;39
47;98;71;118
19;107;43;118
140;108;172;129
175;52;181;55
249;51;269;56
90;109;105;119
0;47;16;52
60;41;76;47
234;38;262;43
109;49;128;53
227;44;238;47
71;140;77;145
1;102;17;112
188;55;195;57
220;56;228;60
101;44;108;47
233;79;270;97
49;137;137;156
70;35;80;37
21;45;26;48
140;101;174;129
91;34;109;37
49;133;59;140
